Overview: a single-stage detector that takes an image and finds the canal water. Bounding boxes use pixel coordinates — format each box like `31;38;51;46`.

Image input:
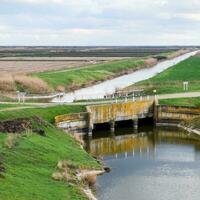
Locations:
54;51;198;102
85;126;200;200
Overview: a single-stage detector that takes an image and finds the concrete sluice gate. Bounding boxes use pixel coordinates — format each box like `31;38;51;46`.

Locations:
55;100;155;135
55;100;200;136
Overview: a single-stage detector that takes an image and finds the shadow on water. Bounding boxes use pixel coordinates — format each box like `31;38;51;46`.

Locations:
84;123;200;200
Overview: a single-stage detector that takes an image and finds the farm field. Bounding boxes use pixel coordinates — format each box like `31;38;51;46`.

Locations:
0;46;185;58
0;57;126;73
127;53;200;95
0;46;187;74
0;47;194;96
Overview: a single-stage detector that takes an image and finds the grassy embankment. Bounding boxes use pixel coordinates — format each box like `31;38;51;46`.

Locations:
126;55;200;95
34;58;148;92
0;105;101;200
159;97;200;107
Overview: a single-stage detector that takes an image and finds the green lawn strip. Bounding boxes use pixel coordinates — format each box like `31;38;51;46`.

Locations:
0;105;85;123
0;121;100;200
159;97;200;107
34;59;145;90
0;104;35;110
130;55;200;94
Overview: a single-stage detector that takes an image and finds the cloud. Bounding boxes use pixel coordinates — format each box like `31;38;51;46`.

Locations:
0;0;200;45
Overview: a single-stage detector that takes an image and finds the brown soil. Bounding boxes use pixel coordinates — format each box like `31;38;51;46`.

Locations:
0;117;46;136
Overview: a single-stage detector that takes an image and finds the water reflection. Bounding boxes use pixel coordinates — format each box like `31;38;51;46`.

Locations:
86;127;200;200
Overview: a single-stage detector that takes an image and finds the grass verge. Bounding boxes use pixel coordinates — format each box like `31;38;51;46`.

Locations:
159;97;200;107
127;55;200;94
0;105;86;123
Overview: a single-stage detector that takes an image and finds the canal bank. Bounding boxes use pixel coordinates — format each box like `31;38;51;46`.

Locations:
53;50;198;103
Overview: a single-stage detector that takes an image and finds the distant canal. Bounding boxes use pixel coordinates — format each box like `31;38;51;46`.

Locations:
54;50;198;102
85;126;200;200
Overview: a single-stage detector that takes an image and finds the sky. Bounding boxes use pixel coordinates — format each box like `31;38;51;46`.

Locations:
0;0;200;46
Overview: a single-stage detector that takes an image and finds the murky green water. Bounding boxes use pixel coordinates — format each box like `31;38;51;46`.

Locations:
86;126;200;200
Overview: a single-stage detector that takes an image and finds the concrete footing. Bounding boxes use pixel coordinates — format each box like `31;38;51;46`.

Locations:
110;120;115;132
88;127;93;137
132;119;138;130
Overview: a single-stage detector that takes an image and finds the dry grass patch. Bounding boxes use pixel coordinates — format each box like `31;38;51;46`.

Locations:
144;58;158;67
0;74;15;92
0;73;52;94
14;74;51;94
4;133;20;149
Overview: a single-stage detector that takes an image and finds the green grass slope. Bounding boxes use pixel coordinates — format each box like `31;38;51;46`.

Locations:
0;121;100;200
159;97;200;107
0;105;85;123
130;55;200;94
35;59;145;91
0;104;99;199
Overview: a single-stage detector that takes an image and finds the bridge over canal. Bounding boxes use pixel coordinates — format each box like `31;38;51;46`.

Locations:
55;100;155;136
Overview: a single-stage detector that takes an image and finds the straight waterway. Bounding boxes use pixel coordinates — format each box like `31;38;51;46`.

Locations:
53;51;198;103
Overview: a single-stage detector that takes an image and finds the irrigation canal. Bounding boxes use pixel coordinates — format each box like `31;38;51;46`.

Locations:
84;125;200;200
53;51;198;103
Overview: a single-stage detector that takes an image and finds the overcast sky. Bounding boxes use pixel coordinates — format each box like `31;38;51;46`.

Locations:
0;0;200;46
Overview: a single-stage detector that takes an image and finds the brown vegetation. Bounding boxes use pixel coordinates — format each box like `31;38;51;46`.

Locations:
0;73;15;92
14;74;51;94
144;58;158;67
0;73;51;94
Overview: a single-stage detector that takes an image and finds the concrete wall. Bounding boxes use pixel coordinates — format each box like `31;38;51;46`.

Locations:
55;112;88;132
156;105;200;124
87;100;154;125
54;101;200;134
55;100;154;134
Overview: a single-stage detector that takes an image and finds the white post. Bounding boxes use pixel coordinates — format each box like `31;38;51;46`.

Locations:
125;95;128;102
22;94;25;104
18;94;20;103
183;82;189;91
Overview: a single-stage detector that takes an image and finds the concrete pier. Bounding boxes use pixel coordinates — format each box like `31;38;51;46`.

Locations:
110;120;115;132
132;119;138;130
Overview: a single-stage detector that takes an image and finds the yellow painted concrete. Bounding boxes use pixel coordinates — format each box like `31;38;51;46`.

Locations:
87;100;154;124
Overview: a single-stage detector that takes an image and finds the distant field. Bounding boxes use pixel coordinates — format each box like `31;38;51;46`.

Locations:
0;46;181;74
0;47;195;95
0;46;184;58
127;54;200;94
0;57;125;73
